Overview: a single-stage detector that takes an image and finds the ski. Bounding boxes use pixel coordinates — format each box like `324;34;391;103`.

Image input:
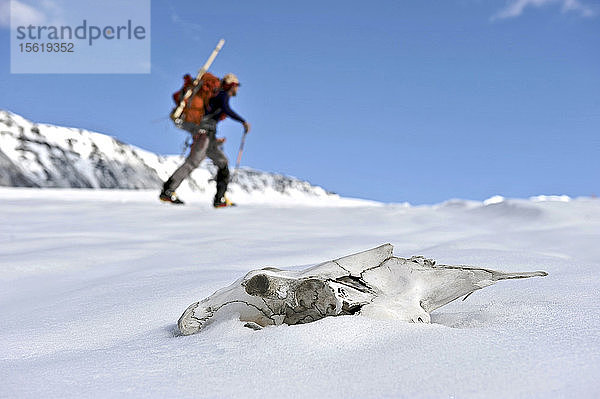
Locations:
170;38;225;125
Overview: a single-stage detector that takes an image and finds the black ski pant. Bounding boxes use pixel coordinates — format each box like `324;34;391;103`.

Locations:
163;120;229;203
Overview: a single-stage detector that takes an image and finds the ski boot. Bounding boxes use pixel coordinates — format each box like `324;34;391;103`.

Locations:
159;189;185;205
213;195;236;208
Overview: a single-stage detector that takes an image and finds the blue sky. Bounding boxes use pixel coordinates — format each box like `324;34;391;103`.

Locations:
0;0;598;204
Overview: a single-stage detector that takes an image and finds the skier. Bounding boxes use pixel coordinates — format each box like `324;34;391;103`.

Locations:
160;73;251;207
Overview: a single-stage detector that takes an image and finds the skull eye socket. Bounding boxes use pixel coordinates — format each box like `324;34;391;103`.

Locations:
245;274;270;296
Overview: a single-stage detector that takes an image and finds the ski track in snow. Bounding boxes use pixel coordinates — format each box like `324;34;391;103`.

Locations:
0;188;599;398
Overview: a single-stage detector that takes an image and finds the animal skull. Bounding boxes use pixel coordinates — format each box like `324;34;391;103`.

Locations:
178;244;547;335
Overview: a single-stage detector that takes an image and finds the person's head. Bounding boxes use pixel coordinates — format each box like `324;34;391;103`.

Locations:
222;73;240;96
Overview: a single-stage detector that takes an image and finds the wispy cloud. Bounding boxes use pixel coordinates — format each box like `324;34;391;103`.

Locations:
170;6;203;41
492;0;596;20
0;0;44;28
0;0;65;29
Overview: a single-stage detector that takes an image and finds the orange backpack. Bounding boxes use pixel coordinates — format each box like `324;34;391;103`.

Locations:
171;72;222;125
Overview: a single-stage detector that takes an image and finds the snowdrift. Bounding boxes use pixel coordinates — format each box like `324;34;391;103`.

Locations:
1;188;598;398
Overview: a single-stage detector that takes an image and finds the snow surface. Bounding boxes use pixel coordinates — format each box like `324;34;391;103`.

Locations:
1;188;599;398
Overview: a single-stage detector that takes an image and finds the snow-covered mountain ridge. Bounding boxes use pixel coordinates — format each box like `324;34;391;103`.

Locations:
0;110;362;205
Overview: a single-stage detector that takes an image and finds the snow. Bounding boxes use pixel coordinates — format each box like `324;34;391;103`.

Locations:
1;188;599;398
483;195;506;205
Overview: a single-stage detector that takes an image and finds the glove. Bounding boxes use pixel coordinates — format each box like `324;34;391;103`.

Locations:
243;121;251;134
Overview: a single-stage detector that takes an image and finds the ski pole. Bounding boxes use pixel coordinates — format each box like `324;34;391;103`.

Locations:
231;131;248;182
